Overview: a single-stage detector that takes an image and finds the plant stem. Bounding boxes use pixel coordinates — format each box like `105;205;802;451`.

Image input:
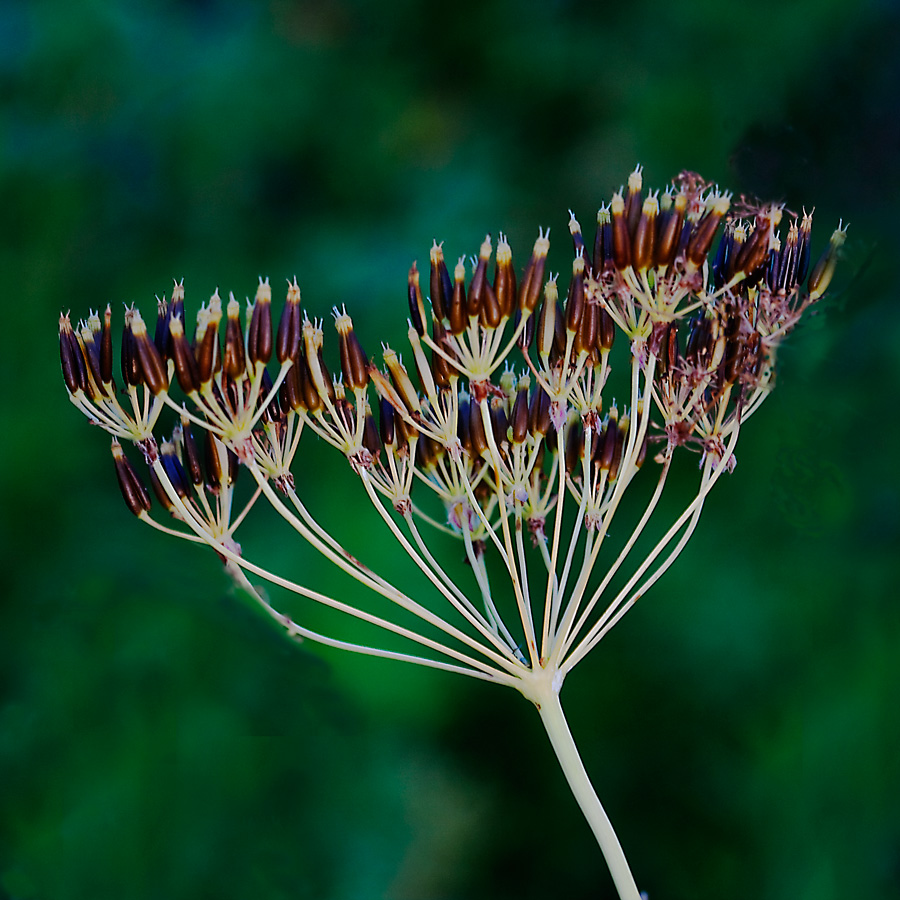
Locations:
534;685;643;900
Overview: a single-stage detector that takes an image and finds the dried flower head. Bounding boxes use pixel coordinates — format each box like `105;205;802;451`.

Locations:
58;167;843;900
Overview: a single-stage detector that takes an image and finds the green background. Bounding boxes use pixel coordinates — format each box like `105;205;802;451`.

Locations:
2;1;898;898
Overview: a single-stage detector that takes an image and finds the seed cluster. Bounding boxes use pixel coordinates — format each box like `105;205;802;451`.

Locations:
59;167;843;675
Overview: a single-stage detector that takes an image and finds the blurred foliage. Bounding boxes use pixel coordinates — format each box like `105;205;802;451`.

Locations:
2;0;899;898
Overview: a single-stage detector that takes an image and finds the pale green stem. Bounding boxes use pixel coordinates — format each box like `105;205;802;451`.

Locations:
529;680;643;900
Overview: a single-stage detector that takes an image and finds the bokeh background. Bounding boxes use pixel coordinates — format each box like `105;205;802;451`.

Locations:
2;0;898;898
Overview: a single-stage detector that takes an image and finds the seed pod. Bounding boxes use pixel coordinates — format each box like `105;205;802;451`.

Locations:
565;255;586;335
335;307;369;391
121;310;142;388
528;383;551;437
111;439;152;516
610;191;631;270
807;224;846;300
299;351;323;413
448;257;468;335
194;295;222;385
179;412;204;486
100;304;114;386
362;409;380;459
160;441;191;499
518;229;550;314
597;307;615;353
223;294;247;380
733;208;777;277
59;313;89;395
479;279;502;330
575;298;598;357
595;420;616;471
494;234;517;319
169;280;185;336
379;395;396;449
490;399;508;449
457;393;472;456
281;357;304;412
248;278;273;366
777;222;800;292
632;194;659;272
408;262;427;337
654;191;686;268
168;315;201;395
659;322;679;377
467;235;491;319
131;309;169;395
277;280;302;364
429;241;452;323
469;397;489;457
593;206;613;273
608;419;626;482
430;319;453;389
204;431;226;492
510;381;530;444
624;165;643;237
711;222;735;290
797;210;813;285
684;314;712;366
537;277;559;359
686;192;730;268
383;346;421;413
416;433;437;470
302;316;333;408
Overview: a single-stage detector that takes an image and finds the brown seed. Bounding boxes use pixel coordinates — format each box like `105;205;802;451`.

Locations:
593;206;613;273
575;298;598;357
528;383;551;437
168;316;201;395
632;195;658;272
467;235;491;319
100;305;114;385
430;319;453;389
518;229;550;314
596;307;615;353
59;313;88;395
131;310;169;395
537;278;559;359
111;439;152;516
653;191;686;269
808;225;846;300
469;397;489;457
277;280;302;364
448;257;468;335
429;241;452;323
686;193;730;268
565;256;586;335
121;311;142;388
494;235;517;319
335;308;369;391
224;296;247;380
179;413;204;486
408;262;427;337
610;192;631;270
248;279;273;366
510;384;529;444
